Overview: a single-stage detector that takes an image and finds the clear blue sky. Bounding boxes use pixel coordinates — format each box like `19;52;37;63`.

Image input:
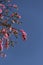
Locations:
0;0;43;65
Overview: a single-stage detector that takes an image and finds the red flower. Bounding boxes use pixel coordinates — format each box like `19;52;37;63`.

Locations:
0;39;3;51
0;4;5;9
4;40;9;49
16;15;21;19
20;29;27;40
11;13;14;17
0;8;2;13
0;39;2;44
0;14;2;17
2;28;7;34
0;44;3;51
4;33;9;39
13;4;18;8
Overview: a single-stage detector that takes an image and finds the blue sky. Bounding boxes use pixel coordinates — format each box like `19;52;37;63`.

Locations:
0;0;43;65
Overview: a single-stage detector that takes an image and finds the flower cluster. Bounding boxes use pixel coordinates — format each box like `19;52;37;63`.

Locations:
0;0;27;58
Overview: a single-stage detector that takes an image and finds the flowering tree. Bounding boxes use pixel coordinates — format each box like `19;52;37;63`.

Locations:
0;0;27;58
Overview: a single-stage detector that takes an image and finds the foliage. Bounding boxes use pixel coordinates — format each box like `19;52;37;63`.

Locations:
0;0;27;58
